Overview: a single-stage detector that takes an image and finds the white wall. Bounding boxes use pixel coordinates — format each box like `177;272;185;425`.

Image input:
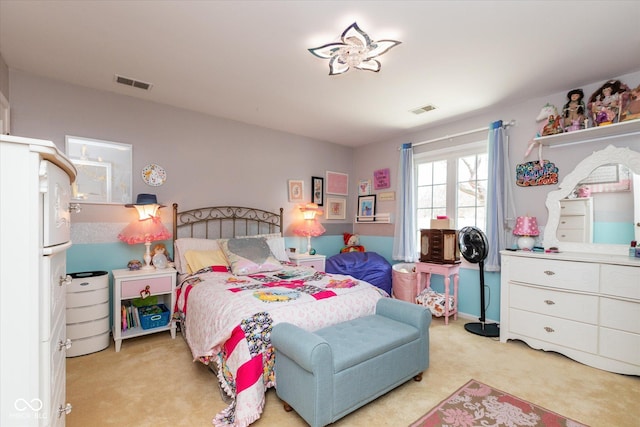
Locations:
9;70;355;237
354;69;640;237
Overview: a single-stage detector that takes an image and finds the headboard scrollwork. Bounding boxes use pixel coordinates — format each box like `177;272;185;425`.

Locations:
172;204;284;242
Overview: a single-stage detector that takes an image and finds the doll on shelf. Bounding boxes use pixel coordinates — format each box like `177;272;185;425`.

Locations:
588;79;629;126
541;114;562;136
561;88;586;132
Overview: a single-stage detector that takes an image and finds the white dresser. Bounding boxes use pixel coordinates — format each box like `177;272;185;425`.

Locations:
557;198;593;243
500;250;640;375
0;135;76;426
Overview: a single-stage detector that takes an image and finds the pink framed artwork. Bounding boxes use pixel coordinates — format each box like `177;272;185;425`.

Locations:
373;168;390;190
326;171;348;196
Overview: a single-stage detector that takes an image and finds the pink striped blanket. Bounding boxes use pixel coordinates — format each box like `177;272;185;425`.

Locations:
175;264;385;427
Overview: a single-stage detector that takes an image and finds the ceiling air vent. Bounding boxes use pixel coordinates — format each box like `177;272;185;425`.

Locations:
411;104;437;115
115;74;153;91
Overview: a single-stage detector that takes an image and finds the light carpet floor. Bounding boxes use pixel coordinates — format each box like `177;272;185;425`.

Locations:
67;317;639;427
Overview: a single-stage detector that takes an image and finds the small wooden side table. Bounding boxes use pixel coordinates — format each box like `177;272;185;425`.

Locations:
415;262;460;325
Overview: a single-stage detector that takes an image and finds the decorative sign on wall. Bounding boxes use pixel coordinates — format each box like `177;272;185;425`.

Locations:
516;160;559;187
373;168;390;189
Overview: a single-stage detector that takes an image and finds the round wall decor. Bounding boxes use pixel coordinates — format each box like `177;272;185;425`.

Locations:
141;164;166;186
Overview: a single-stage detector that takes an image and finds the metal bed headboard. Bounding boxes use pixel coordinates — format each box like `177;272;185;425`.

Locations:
172;204;284;241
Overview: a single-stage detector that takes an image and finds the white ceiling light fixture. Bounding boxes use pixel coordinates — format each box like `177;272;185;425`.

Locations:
309;22;401;76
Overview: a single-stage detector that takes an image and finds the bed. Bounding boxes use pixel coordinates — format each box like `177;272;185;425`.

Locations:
171;204;386;427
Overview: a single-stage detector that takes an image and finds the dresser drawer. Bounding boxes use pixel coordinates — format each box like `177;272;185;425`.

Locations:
600;297;640;334
121;276;172;298
599;328;640;366
557;215;586;229
600;264;640;299
556;229;587;242
559;199;590;215
509;308;598;353
506;257;599;292
509;284;598;324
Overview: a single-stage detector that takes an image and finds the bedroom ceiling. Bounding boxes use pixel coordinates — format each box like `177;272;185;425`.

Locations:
1;1;639;147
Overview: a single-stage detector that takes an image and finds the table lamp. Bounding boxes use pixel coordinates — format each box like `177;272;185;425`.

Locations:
513;215;539;251
118;194;171;270
293;203;326;254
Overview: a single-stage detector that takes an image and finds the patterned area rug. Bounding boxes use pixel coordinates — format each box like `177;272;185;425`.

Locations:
410;379;589;427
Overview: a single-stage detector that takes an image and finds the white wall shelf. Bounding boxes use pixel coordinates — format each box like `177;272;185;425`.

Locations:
355;213;392;223
536;119;640;148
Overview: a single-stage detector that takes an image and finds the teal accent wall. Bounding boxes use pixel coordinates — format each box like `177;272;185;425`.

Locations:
68;234;500;323
594;221;634;244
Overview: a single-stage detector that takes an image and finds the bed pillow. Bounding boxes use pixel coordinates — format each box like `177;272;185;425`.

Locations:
236;233;289;262
219;237;282;276
184;249;229;274
174;238;222;274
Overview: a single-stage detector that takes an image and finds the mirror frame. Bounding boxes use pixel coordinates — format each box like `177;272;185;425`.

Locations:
544;145;640;255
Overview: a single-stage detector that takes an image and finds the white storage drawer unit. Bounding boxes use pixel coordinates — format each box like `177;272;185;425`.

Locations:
500;250;640;375
66;271;110;357
557;198;593;243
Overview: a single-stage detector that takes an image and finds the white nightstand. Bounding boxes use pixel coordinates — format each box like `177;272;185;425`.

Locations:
112;267;177;352
289;253;326;272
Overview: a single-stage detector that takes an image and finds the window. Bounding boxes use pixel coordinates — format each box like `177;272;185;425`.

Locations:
415;142;487;232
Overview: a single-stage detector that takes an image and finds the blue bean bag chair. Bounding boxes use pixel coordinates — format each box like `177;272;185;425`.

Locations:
325;251;392;295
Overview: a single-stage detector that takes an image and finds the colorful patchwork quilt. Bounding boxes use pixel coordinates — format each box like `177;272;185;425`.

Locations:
175;264;385;427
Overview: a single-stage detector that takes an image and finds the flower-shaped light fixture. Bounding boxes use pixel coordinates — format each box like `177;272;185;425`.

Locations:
309;22;401;75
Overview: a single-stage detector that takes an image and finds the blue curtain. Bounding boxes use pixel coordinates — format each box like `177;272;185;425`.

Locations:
393;143;417;261
485;121;515;271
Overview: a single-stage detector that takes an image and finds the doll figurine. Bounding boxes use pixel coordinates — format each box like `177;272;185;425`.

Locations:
562;89;586;131
588;80;629;126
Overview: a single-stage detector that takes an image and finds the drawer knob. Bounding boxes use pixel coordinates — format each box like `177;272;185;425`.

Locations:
60;275;72;286
58;403;72;417
57;338;72;351
544;326;555;333
543;270;555;276
544;300;555;305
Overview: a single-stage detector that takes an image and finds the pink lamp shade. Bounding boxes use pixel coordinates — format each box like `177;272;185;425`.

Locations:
118;216;171;270
513;216;539;251
293;218;326;254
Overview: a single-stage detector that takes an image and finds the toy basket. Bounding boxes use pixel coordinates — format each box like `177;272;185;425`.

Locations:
138;304;170;330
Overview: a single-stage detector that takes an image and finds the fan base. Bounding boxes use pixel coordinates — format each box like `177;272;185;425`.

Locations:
464;322;500;338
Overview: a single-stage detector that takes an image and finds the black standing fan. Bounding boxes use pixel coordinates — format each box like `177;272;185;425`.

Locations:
458;226;499;337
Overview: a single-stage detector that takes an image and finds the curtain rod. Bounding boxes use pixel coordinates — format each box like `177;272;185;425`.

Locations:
410;119;516;149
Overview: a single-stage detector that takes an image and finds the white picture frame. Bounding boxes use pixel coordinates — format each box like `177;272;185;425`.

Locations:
326;197;346;220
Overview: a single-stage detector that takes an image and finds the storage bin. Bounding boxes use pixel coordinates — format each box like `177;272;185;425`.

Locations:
67;270;110;357
139;304;170;330
392;263;420;303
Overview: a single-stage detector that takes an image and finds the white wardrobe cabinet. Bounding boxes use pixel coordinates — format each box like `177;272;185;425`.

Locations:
1;134;77;426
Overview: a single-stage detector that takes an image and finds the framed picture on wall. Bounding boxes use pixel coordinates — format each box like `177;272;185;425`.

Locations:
326;171;348;196
373;168;390;190
288;179;304;202
326;197;346;220
311;176;324;206
357;195;376;222
358;179;371;196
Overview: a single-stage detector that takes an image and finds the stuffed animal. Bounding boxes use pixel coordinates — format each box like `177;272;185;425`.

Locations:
340;233;365;253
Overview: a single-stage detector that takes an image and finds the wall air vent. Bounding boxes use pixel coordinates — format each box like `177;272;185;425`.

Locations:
115;74;153;91
411;104;437;115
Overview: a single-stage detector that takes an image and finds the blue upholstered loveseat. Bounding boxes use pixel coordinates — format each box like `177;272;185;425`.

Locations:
271;298;431;427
